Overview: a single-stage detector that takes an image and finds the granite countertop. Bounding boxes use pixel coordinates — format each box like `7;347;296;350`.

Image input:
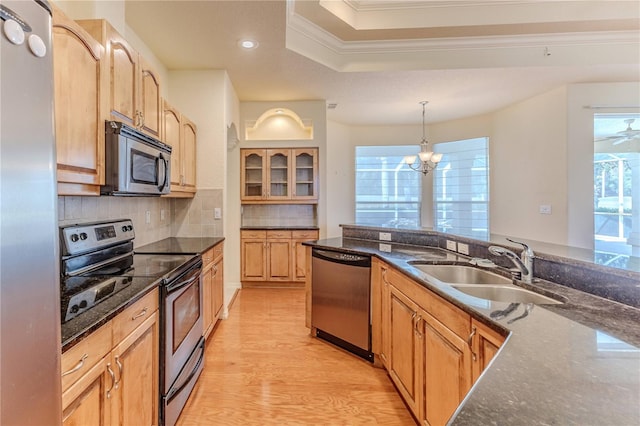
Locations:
305;237;640;425
135;236;225;254
62;237;225;352
61;277;159;352
240;226;319;231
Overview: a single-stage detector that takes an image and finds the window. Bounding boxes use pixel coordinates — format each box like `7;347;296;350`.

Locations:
593;113;639;267
355;146;421;227
433;137;489;239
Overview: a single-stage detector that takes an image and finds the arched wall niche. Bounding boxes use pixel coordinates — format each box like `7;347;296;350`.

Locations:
245;108;313;140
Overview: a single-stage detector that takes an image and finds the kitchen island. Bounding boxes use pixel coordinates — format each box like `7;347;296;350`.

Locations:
304;231;640;425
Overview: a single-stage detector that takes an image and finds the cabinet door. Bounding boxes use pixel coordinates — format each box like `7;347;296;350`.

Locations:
266;149;291;200
105;28;138;127
111;313;159;426
53;8;105;192
241;239;267;281
61;357;111;426
181;118;197;193
421;311;472;426
267;239;292;280
292;230;319;282
138;57;161;139
202;266;214;338
213;258;224;318
163;101;182;191
292;148;318;201
241;149;266;201
388;286;421;419
471;319;505;382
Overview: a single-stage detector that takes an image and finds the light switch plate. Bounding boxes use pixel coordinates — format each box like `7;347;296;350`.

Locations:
539;204;552;215
214;208;222;219
446;240;457;251
379;243;392;252
379;232;392;241
457;243;470;255
145;211;151;224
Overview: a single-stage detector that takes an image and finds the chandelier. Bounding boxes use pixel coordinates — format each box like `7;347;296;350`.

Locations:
404;101;442;175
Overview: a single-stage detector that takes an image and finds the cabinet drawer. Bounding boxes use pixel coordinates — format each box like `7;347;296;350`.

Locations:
202;247;215;268
113;288;159;343
241;230;266;239
213;242;224;261
291;230;318;240
61;321;112;392
267;230;291;239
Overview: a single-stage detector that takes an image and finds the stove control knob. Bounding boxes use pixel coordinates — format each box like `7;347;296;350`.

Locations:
127;225;133;231
70;233;79;242
122;226;128;232
70;304;79;313
79;300;88;309
79;232;88;241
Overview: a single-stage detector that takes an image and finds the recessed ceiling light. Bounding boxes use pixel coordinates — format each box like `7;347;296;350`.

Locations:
238;39;258;50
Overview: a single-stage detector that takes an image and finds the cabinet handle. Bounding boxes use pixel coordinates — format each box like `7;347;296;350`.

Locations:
61;353;88;377
114;355;123;390
414;315;423;338
467;326;478;361
132;307;148;321
106;363;116;399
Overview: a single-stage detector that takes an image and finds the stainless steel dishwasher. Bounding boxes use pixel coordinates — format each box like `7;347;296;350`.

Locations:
311;248;373;362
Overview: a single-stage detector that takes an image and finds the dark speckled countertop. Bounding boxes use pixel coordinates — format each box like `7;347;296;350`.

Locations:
61;237;225;352
135;236;225;254
305;237;640;425
240;226;319;231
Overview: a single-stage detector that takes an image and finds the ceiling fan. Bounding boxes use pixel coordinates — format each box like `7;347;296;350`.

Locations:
596;118;640;145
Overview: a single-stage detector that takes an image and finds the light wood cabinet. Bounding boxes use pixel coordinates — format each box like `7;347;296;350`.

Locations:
77;19;161;140
371;258;391;368
202;242;224;339
471;318;506;382
382;267;474;425
241;229;318;285
163;100;197;197
240;148;318;203
61;289;159;426
52;5;106;196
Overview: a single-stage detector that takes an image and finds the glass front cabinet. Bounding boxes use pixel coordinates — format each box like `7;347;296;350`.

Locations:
240;148;318;203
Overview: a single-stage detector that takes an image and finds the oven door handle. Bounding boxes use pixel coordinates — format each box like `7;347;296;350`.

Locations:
165;340;205;403
165;268;200;293
66;251;134;277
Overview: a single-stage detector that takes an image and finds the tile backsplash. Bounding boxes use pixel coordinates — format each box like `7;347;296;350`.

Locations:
58;189;224;247
241;204;316;227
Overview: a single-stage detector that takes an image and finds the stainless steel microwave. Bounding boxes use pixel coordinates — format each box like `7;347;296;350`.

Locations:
102;121;172;196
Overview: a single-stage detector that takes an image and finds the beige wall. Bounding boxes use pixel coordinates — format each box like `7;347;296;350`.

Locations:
326;82;639;249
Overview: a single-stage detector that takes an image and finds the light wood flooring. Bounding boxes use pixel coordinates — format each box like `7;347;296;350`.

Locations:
177;288;415;425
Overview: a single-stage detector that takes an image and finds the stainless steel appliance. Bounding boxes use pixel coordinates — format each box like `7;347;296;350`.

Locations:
60;219;204;426
102;120;172;196
0;1;62;424
311;248;373;362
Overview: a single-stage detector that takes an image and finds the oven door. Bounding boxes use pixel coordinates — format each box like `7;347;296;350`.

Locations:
125;136;171;195
163;263;203;391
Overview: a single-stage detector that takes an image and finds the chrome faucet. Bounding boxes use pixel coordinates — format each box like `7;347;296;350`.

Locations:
488;238;534;283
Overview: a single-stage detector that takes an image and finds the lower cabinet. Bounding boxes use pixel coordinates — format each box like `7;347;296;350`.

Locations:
241;229;318;285
61;289;159;426
202;242;224;339
380;267;501;426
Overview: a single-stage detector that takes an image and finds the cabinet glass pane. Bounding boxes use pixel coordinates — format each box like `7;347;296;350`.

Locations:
270;153;288;168
296;153;313;168
245;153;263;196
296;182;312;196
246;153;263;168
271;182;288;197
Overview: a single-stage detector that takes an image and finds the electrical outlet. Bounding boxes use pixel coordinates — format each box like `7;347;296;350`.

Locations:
457;243;470;255
379;232;392;241
446;240;457;251
379;243;392;252
214;208;222;219
145;211;151;224
160;209;166;221
539;204;552;215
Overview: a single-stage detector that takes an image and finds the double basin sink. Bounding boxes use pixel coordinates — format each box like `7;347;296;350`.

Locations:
410;263;563;305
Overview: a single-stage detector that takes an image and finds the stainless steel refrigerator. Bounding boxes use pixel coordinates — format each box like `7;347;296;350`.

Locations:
1;1;62;424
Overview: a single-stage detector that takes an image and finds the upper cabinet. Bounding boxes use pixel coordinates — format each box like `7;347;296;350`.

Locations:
163;100;197;197
77;19;162;140
240;148;318;204
52;5;106;196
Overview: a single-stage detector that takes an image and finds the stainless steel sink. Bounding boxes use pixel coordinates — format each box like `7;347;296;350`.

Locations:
411;264;512;285
451;284;563;305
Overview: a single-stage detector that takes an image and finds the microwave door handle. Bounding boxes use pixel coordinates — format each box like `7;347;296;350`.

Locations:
157;153;169;192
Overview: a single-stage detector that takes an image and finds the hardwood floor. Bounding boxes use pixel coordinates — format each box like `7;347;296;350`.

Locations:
177;288;415;425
